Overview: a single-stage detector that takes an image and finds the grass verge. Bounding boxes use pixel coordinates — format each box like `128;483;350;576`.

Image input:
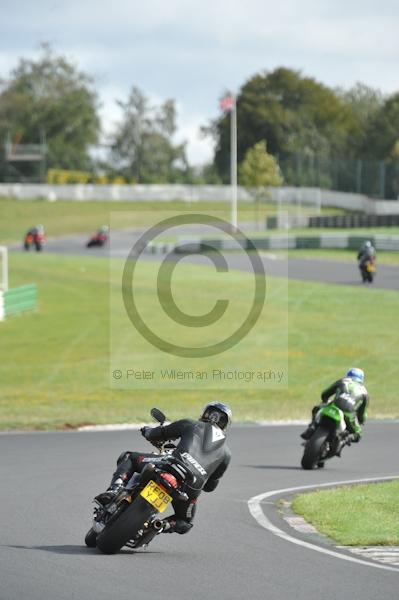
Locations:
292;480;399;545
1;252;398;429
1;197;343;245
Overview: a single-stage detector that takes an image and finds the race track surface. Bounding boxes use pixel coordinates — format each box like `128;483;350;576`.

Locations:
12;230;398;291
0;423;397;600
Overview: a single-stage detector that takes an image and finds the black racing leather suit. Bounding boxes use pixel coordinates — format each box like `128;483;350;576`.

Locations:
112;419;231;533
357;246;376;267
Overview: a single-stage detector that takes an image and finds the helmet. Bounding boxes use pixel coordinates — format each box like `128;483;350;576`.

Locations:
363;240;372;249
346;367;364;384
36;224;44;232
200;401;232;430
100;225;109;233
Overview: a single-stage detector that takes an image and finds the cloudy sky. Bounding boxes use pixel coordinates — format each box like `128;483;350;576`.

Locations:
1;0;398;164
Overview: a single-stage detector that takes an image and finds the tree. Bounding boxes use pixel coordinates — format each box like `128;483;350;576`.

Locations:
337;83;383;157
211;67;357;182
0;43;100;177
109;86;188;183
364;93;399;160
239;140;283;228
239;140;283;190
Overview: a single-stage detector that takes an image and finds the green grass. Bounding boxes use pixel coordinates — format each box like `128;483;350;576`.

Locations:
292;480;399;545
0;252;398;429
0;197;344;245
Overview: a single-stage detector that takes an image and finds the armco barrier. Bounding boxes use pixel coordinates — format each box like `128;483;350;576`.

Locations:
147;234;399;255
309;214;399;228
3;284;37;317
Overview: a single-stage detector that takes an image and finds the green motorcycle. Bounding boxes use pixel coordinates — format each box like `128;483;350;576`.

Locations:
301;396;358;470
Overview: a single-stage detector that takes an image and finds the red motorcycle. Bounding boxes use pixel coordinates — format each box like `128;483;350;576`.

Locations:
24;228;45;252
87;228;108;248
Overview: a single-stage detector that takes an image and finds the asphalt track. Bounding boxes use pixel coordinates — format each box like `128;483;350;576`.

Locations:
13;231;398;291
0;423;397;600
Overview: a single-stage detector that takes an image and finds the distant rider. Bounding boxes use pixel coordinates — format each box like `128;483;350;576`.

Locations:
300;368;369;449
96;402;232;535
26;224;45;238
357;240;376;268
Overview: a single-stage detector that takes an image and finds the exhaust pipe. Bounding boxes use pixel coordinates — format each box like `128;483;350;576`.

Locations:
152;519;165;531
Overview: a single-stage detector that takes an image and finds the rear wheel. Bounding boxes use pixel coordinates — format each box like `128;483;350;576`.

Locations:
96;496;155;555
301;427;329;470
84;527;97;548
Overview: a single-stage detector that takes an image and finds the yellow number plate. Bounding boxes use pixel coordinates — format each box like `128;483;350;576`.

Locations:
140;480;172;513
367;263;375;272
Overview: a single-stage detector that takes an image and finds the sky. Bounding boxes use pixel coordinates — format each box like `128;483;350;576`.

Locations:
1;0;399;165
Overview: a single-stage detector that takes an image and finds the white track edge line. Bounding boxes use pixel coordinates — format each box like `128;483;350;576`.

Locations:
248;475;399;574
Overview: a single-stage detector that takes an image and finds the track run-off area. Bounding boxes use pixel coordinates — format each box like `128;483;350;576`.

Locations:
0;423;398;600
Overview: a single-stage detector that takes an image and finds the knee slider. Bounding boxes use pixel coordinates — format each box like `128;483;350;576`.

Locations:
116;451;132;466
174;519;193;535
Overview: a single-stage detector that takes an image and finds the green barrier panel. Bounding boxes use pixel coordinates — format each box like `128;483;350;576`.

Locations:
266;216;278;229
4;284;37;300
296;237;321;249
4;284;37;317
252;238;270;250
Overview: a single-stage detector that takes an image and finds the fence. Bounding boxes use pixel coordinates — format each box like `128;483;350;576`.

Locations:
1;183;399;214
279;153;399;200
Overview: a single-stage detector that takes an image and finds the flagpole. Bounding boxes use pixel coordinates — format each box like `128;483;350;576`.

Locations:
231;94;238;232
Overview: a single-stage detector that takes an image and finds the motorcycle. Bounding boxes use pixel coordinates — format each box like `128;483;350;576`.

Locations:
85;408;194;554
86;231;108;248
301;396;356;470
24;230;45;252
359;257;376;283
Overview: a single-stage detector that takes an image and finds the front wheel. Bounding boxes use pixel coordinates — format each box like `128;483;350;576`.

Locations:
84;527;97;548
301;427;329;470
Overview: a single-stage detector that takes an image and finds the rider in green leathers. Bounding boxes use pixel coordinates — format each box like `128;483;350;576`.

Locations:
300;368;369;446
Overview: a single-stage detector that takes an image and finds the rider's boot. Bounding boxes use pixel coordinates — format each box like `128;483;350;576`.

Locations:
161;516;193;535
95;477;125;505
300;423;316;440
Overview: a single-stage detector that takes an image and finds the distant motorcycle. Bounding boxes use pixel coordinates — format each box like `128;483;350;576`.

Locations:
359;257;376;283
24;229;45;252
86;231;108;248
85;408;194;554
301;397;357;470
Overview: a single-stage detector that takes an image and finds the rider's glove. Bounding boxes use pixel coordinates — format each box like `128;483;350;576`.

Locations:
141;426;152;440
347;433;360;444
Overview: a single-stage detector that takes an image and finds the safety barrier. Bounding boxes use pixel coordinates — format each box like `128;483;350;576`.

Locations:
309;214;399;228
0;284;37;320
146;234;399;255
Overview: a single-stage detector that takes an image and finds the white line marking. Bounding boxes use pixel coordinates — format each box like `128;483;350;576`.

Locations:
248;475;399;573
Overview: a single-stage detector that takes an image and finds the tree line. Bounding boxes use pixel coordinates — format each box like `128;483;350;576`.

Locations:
1;45;398;195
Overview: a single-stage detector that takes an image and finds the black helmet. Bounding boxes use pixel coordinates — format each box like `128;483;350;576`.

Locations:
200;402;232;430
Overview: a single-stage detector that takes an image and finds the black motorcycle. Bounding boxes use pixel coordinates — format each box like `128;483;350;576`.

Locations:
359;257;376;283
85;408;193;554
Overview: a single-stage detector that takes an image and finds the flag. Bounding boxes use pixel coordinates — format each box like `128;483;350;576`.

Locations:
219;94;234;112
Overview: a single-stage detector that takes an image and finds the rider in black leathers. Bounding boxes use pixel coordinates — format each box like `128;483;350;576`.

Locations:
357;240;376;268
96;402;232;534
